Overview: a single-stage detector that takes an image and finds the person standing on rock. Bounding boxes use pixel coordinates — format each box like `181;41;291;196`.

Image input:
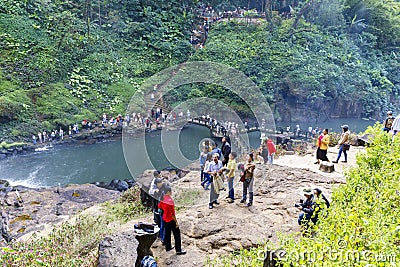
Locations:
221;136;231;166
149;175;166;243
314;129;330;164
240;153;256;206
201;152;212;190
266;138;276;165
207;153;223;209
158;185;186;255
199;148;208;184
222;152;237;203
332;125;350;163
383;111;395;133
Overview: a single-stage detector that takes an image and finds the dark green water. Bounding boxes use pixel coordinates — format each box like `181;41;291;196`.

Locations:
0;125;211;188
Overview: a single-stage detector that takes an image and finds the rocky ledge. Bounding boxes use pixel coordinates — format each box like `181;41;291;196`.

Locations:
0;158;348;266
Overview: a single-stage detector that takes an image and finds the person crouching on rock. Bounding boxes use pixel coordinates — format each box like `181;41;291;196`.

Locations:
240;153;256;207
158;185;186;255
207;153;223;209
297;188;315;226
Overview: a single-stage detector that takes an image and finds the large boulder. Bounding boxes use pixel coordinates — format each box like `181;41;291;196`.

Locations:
98;231;139;267
98;229;158;267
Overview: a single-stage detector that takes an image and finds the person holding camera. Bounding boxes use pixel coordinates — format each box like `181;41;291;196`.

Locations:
297;188;315;226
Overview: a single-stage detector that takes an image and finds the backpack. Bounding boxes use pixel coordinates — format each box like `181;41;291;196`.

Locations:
140;255;157;267
385;117;394;129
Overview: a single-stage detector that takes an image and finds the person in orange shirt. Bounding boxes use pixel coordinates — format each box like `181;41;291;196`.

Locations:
315;129;330;164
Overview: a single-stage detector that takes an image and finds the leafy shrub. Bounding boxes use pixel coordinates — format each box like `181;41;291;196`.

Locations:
103;186;149;223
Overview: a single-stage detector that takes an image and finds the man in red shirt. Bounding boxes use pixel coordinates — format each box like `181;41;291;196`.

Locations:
158;185;186;255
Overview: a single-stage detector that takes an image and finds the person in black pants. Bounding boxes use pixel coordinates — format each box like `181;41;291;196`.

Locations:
158;185;186;255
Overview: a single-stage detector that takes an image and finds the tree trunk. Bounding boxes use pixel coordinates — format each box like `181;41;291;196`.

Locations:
85;0;91;38
292;0;313;30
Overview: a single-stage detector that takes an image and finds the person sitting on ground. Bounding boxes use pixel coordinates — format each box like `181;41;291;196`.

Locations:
383;111;395;133
158;185;186;255
240;153;256;207
315;129;330;164
206;153;223;209
297;188;315;226
332;125;350;163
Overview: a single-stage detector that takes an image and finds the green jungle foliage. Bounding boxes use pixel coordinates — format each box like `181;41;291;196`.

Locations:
0;0;197;141
0;0;399;141
209;124;400;266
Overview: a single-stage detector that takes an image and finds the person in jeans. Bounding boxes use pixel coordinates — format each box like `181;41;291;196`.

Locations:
332;125;350;163
222;152;237;203
149;175;165;243
297;188;315;226
266;138;276;164
158;185;186;255
240;153;256;206
201;153;212;190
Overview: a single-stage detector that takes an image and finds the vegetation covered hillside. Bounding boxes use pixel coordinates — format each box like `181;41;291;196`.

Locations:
0;0;197;140
185;0;400;122
0;0;399;141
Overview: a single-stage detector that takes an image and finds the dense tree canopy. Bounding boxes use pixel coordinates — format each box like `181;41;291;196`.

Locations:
0;0;399;140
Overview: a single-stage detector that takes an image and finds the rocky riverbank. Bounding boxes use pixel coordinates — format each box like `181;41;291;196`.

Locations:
0;145;364;266
0;126;127;161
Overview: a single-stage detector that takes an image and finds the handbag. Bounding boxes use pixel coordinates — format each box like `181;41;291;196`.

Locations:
343;144;350;151
240;171;245;182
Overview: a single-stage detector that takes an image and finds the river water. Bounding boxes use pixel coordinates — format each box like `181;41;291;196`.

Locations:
0;125;212;188
0;119;374;188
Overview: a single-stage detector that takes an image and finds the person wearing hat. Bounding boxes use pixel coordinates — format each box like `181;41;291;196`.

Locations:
383;111;395;133
158;185;186;255
297;188;315;226
332;125;350;163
